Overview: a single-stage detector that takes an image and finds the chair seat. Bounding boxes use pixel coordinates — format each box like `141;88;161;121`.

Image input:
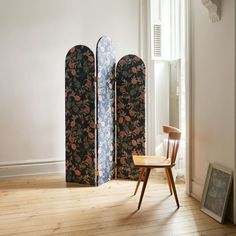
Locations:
133;155;175;168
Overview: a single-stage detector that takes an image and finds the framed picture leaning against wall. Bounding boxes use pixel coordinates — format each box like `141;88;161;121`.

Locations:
200;163;233;223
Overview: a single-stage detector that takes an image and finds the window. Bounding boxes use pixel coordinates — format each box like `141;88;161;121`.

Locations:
149;0;186;178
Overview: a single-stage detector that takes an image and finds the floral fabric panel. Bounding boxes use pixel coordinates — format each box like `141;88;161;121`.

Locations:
65;45;96;186
116;55;146;180
96;36;116;185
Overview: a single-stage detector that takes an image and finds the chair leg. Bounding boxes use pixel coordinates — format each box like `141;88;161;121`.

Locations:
134;168;146;195
138;168;151;210
167;168;179;208
165;168;173;195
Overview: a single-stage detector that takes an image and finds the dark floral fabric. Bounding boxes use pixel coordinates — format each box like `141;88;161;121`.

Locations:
116;55;146;180
65;45;96;186
96;36;116;185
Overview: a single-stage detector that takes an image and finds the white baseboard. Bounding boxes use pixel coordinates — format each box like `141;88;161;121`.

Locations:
191;178;204;201
0;160;65;178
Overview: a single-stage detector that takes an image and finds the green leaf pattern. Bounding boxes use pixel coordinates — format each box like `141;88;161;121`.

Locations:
116;55;146;180
65;45;96;186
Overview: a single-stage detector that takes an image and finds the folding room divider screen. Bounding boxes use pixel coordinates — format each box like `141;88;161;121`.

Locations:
65;36;145;186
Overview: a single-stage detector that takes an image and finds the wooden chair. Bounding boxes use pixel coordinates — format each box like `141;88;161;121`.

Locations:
133;125;181;210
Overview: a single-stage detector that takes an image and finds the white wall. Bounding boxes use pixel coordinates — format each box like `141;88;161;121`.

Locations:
190;0;235;219
0;0;141;174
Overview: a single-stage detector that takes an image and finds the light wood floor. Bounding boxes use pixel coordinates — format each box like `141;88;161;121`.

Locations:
0;175;235;236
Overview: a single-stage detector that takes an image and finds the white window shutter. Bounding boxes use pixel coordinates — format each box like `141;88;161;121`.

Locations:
153;24;161;59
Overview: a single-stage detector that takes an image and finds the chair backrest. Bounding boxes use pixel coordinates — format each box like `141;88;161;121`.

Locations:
163;125;181;165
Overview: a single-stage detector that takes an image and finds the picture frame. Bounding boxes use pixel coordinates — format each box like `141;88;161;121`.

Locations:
200;163;233;223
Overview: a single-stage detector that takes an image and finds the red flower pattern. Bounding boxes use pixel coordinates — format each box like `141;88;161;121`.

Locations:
65;45;96;186
116;55;145;180
66;43;145;185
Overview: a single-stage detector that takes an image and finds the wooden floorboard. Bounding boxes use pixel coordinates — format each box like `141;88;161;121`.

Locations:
0;175;235;236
